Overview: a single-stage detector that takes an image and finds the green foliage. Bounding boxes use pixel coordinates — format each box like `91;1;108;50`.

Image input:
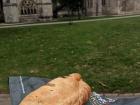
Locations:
52;0;85;18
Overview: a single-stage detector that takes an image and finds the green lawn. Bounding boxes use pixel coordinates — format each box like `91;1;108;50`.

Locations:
1;17;140;93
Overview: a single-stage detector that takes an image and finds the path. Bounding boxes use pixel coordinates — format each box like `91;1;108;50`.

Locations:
0;15;140;29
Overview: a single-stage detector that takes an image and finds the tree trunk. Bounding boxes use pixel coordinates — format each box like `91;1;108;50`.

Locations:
53;10;58;18
53;4;65;18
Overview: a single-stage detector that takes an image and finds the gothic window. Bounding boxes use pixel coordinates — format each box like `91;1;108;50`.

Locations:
21;0;37;15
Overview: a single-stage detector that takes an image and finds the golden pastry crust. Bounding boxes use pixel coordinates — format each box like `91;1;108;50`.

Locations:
20;73;91;105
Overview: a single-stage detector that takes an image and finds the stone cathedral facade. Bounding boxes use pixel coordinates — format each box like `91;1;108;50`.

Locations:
1;0;53;23
85;0;140;16
0;0;140;23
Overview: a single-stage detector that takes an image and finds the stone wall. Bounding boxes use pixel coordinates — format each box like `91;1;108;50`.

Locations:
105;0;140;15
85;0;103;16
102;0;119;15
2;0;140;23
118;0;140;15
86;0;140;16
3;0;19;23
3;0;53;23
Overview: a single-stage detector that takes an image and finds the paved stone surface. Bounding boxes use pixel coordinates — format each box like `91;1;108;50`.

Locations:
0;94;11;105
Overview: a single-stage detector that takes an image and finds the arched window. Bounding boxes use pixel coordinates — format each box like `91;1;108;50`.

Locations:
21;0;37;15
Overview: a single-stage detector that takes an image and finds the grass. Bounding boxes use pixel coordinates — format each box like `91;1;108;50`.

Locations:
1;17;140;93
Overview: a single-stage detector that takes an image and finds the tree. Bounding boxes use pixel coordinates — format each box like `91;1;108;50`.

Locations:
52;0;85;19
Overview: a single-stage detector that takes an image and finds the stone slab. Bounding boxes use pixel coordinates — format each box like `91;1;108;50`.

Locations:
0;94;11;105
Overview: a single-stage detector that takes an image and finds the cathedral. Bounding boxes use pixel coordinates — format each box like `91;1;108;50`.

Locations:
0;0;140;23
0;0;53;23
85;0;140;16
